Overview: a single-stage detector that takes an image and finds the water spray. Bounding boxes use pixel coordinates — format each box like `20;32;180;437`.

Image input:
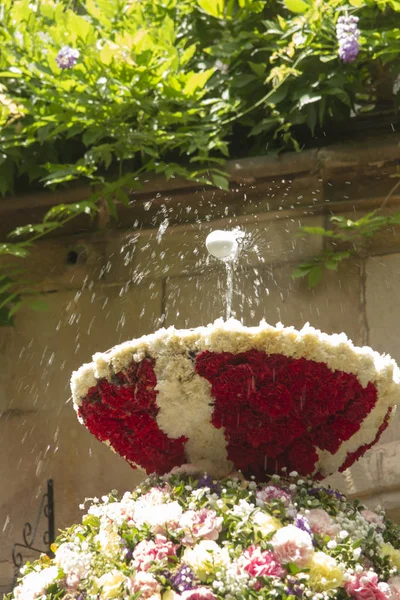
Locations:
205;229;244;320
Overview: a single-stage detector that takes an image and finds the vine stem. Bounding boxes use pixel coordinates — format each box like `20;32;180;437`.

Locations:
219;53;305;126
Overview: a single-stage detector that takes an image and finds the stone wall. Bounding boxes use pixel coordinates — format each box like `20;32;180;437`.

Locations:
1;132;400;595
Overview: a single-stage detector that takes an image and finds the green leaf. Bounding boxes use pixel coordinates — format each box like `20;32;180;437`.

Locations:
248;62;266;77
180;44;197;66
0;244;30;258
300;226;329;236
284;0;310;13
198;0;224;18
308;266;323;288
184;69;215;96
292;264;314;278
349;0;364;6
8;223;59;238
211;174;230;191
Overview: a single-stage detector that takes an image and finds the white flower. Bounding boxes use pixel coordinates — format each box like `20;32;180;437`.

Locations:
14;566;59;600
133;501;183;531
54;542;92;587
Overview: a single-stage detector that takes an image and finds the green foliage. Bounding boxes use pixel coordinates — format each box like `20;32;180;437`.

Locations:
1;0;400;320
293;207;400;287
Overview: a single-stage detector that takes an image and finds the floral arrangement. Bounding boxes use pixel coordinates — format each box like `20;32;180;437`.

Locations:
9;467;400;600
71;320;400;480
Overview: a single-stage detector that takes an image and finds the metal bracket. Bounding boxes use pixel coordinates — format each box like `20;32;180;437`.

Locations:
12;479;55;575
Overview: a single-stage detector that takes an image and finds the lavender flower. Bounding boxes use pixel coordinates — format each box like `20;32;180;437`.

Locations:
286;577;304;597
294;515;313;537
56;46;80;69
308;487;343;500
336;15;360;63
196;474;221;495
170;565;196;592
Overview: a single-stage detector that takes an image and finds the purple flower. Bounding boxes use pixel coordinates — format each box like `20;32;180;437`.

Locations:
308;487;343;500
336;15;360;63
286;577;304;597
294;515;313;537
196;475;221;495
170;565;196;592
56;46;80;69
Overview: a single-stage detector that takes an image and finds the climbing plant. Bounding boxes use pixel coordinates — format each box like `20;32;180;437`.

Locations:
1;0;400;321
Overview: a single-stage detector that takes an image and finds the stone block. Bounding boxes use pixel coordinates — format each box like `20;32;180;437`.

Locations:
0;407;144;569
231;258;363;343
1;282;163;411
326;439;400;508
366;254;400;363
3;235;107;293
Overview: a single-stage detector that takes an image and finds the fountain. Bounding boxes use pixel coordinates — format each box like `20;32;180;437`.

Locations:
8;231;400;600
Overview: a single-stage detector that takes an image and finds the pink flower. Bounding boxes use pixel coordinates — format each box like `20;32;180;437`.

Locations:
306;509;340;538
256;486;291;507
180;509;223;545
129;571;161;599
345;571;391;600
239;545;286;579
272;525;314;568
181;588;217;600
132;535;178;571
361;510;385;529
388;577;400;600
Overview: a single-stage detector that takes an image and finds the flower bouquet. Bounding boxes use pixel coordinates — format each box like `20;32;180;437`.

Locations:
8;320;400;600
11;469;400;600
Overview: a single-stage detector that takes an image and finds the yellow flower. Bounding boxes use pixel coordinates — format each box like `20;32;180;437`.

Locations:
309;552;344;591
252;511;282;537
95;570;128;599
382;543;400;569
183;540;230;582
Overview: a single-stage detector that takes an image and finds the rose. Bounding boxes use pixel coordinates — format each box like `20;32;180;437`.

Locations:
388;577;400;600
181;509;223;545
308;551;344;591
132;535;178;570
361;510;385;529
96;570;128;599
239;545;286;579
272;524;314;568
129;571;162;600
345;572;390;600
252;511;282;536
183;540;230;581
306;508;340;539
256;486;291;507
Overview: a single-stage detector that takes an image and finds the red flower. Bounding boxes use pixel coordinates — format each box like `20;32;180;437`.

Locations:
195;350;377;477
78;358;187;475
79;348;380;478
239;545;286;579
